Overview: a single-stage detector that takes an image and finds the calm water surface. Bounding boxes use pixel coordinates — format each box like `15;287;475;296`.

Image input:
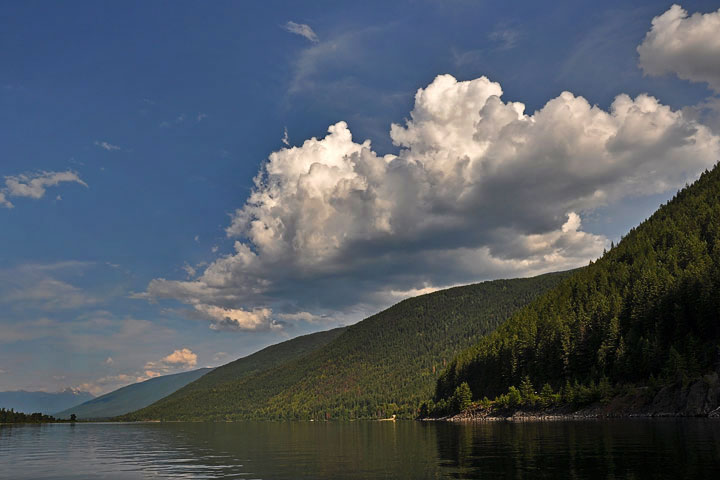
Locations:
1;420;719;479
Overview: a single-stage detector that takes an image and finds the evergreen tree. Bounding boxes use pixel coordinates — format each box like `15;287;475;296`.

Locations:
451;382;472;412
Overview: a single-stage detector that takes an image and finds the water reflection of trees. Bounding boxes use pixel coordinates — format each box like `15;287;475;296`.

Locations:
433;420;720;479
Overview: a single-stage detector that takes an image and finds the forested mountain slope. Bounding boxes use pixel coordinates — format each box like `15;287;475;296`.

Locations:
55;368;213;419
435;165;720;409
123;271;570;421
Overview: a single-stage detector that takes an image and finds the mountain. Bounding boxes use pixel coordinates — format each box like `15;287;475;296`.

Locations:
0;388;94;415
122;271;571;421
434;165;720;414
55;368;213;420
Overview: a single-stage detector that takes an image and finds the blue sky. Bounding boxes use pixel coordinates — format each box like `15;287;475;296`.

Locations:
1;0;719;395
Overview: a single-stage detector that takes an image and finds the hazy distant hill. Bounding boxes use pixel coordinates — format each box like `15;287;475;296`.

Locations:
0;389;94;415
434;165;720;412
123;271;570;421
55;368;213;420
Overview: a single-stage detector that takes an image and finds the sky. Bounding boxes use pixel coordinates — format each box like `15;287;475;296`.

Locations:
1;0;720;395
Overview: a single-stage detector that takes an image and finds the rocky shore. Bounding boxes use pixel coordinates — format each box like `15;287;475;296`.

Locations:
435;373;720;422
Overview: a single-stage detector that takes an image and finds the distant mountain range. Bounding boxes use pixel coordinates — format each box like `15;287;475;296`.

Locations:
55;368;213;420
0;388;94;415
121;271;570;421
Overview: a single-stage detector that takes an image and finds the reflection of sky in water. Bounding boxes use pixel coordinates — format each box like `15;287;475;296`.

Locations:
1;421;720;479
0;423;250;479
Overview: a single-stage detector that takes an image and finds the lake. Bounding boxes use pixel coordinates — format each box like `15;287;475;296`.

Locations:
1;420;719;479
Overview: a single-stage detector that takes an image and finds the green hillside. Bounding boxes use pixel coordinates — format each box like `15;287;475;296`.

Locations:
434;165;720;411
122;271;570;421
55;368;213;420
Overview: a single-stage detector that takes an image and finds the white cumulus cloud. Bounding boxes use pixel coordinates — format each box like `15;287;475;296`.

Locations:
193;304;278;331
140;74;720;331
638;4;720;92
158;348;197;368
142;348;198;379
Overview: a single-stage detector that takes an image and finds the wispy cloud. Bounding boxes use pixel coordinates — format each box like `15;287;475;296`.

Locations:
285;23;406;115
182;262;197;279
160;114;186;128
488;27;520;50
94;140;121;151
1;170;87;208
276;311;329;324
281;127;290;146
0;262;99;310
452;25;521;68
283;21;319;43
557;7;646;86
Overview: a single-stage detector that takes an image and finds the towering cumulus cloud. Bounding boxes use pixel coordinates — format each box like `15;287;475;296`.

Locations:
638;4;720;92
142;74;720;331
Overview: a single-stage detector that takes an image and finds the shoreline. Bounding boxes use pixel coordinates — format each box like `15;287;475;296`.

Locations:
429;372;720;422
427;402;720;423
428;409;720;423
